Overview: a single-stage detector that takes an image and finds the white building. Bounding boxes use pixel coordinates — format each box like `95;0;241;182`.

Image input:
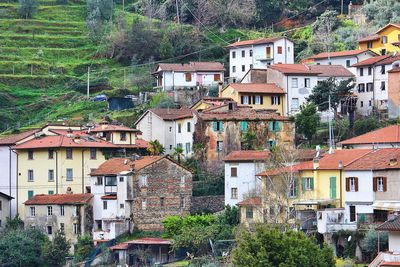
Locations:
223;150;269;206
152;62;225;91
307;49;377;75
226;37;294;82
351;54;400;116
134;108;195;156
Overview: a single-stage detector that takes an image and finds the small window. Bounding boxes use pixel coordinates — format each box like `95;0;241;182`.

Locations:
291;98;299;110
291;78;298;88
368;66;372;75
48;170;54;182
231;167;238;177
47;206;53;216
180;176;185;187
139;175;148;187
381;81;386;91
66;168;73;181
381;49;386;55
213;121;223;132
349;177;357;192
232;51;236;59
213;74;221;81
90;148;97;160
369;100;372;107
73;223;78;234
120;132;127;141
231;188;238;199
349;206;356;222
187;122;191;132
60;205;65;216
250;64;253;69
240;121;248;132
169;127;172;132
303;177;313;191
47;226;53;235
177;143;183;149
30;207;35;217
60;223;65;233
28;150;34;160
241;50;245;57
66;148;73;159
249;50;253;57
120;203;124;209
28;190;34;200
360;101;364;107
242;65;245;72
96;177;103;185
180;196;185;208
277;46;283;54
185;142;191;153
241;95;249;105
232;66;236;73
304;78;311;88
119;176;124;182
48;190;54;195
358;83;365;92
377;177;384;192
367;83;373;92
216;141;223;152
48;149;54;159
246;207;253;219
103;201;107;210
254;95;261;105
271;96;280;105
381;36;387;44
28;170;34;182
346;60;351;67
178;123;182;133
0;201;2;211
142;199;147;210
367;41;373;49
289;179;297;198
185;72;192;82
360;68;364;76
381;65;386;74
160;197;165;207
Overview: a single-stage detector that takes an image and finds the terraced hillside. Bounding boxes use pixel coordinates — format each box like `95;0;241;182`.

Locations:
0;0;121;131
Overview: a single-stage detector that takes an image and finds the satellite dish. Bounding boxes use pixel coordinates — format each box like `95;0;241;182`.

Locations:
347;236;352;242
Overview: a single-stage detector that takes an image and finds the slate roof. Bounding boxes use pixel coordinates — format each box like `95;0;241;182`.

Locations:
340;125;400;145
24;193;93;205
376;216;400;231
226;83;285;94
0;129;39;145
223;150;270;162
90;156;163;176
226;37;284;48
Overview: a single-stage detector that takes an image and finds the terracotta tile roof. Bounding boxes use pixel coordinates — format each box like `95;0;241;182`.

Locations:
392;41;400;46
345;148;400;170
90;156;163;176
126;237;172;245
377;54;400;66
376;216;400;231
340;125;400;145
0;129;39;145
101;195;117;200
309;65;354;77
237;197;262;206
358;34;380;42
223;150;270;162
389;67;400;73
258;161;313;176
351;54;392;67
90;124;140;132
226;83;285;94
199;107;289;121
226;37;284;48
155;62;224;72
13;134;117;149
150;108;193;121
116;139;149;149
110;243;129;250
268;64;322;75
309;49;371;59
296;148;327;161
375;23;400;34
24;193;93;205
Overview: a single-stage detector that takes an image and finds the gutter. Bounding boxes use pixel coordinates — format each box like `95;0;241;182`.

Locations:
55;150;59;194
8;145;12;217
82;149;85;193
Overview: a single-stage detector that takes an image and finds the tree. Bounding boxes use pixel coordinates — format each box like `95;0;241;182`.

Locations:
18;0;38;19
86;0;113;40
361;228;388;262
241;131;257;150
308;77;355;118
4;213;24;231
74;234;94;262
233;225;335;267
295;103;320;143
43;230;70;267
172;146;184;163
313;10;339;57
159;34;174;59
363;0;400;27
147;140;165;155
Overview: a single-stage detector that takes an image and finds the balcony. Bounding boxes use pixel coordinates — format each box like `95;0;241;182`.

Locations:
256;55;273;61
317;208;357;234
93;230;113;241
105;185;117;195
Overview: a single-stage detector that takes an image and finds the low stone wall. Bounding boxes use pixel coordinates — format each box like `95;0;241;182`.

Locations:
190;195;225;214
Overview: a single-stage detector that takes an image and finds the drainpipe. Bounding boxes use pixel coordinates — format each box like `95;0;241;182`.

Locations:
8;146;12;217
286;76;289;116
82;150;85;193
372;65;376;115
15;151;18;215
55;150;59;194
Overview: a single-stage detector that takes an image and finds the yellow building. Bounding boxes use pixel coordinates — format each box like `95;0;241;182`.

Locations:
237;197;263;228
358;23;400;55
219;83;285;115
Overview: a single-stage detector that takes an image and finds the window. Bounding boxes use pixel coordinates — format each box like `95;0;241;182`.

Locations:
360;101;364;107
249;50;253;57
346;177;358;192
28;170;34;182
28;150;34;160
73;223;78;234
48;149;54;159
373;177;387;192
60;223;65;233
381;65;386;74
216;141;223;152
187;122;191;132
47;206;53;216
241;95;249;105
266;47;271;58
230;167;238;177
232;66;236;73
374;209;388;222
180;196;185;208
381;81;386;91
96;177;103;185
73;206;78;216
28;190;34;199
120;203;124;209
367;83;373;92
232;51;236;58
30;207;35;217
381;36;387;44
66;168;73;181
360;68;364;76
242;65;245;72
304;78;311;88
358;83;365;92
349;206;356;222
367;41;373;49
302;177;314;191
241;50;245;57
169;127;172;132
105;176;117;186
289;179;297;198
119;176;124;182
120;132;127;141
142;199;147;210
60;205;65;216
246;207;253;219
381;49;386;55
160;197;165;207
48;190;54;195
269;121;280;132
214;74;221;81
277;46;283;54
103;201;107;210
139;175;148;187
346;60;351;67
254;95;262;105
330;177;337;199
185;72;192;82
47;226;52;235
178;123;182;133
48;169;54;182
250;64;253;69
368;66;372;75
240;121;248;132
377;177;384;192
185;143;191;153
231;188;238;199
271;96;280;105
291;98;299;110
213;121;223;132
180;176;185;187
291;78;298;88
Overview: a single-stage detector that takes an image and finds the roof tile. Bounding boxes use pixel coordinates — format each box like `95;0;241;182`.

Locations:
345;148;400;170
155;62;224;72
376;216;400;231
223;150;270;162
226;37;284;48
150;108;193;121
237;197;262;206
0;129;39;145
90;156;163;176
24;193;93;205
340;125;400;145
226;83;285;94
309;49;372;59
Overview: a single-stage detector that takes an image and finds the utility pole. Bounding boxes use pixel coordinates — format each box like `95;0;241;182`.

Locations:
123;69;126;89
341;0;344;15
122;0;124;12
87;66;90;100
328;95;332;151
175;0;180;24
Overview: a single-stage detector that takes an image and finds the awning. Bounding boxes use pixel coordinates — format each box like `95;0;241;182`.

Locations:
372;201;400;211
293;199;337;205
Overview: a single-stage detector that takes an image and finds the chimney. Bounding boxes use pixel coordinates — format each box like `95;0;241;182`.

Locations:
313;158;319;170
218;81;224;96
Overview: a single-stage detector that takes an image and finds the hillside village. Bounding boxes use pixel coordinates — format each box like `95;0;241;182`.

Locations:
1;0;400;266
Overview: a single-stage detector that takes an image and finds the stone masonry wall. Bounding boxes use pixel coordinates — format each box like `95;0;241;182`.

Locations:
190;195;225;214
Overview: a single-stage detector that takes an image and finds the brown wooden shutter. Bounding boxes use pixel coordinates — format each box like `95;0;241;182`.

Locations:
214;74;221;81
241;96;244;104
355;177;359;192
345;177;350;192
373;177;377;192
185;72;192;82
231;167;237;177
383;177;387;192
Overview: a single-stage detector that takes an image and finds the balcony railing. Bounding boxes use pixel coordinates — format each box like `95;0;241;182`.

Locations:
105;185;117;194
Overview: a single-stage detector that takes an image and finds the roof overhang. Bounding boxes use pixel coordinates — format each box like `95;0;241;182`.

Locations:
372;201;400;211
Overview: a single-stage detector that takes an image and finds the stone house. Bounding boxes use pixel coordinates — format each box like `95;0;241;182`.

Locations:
91;156;192;235
194;103;295;162
24;193;93;250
